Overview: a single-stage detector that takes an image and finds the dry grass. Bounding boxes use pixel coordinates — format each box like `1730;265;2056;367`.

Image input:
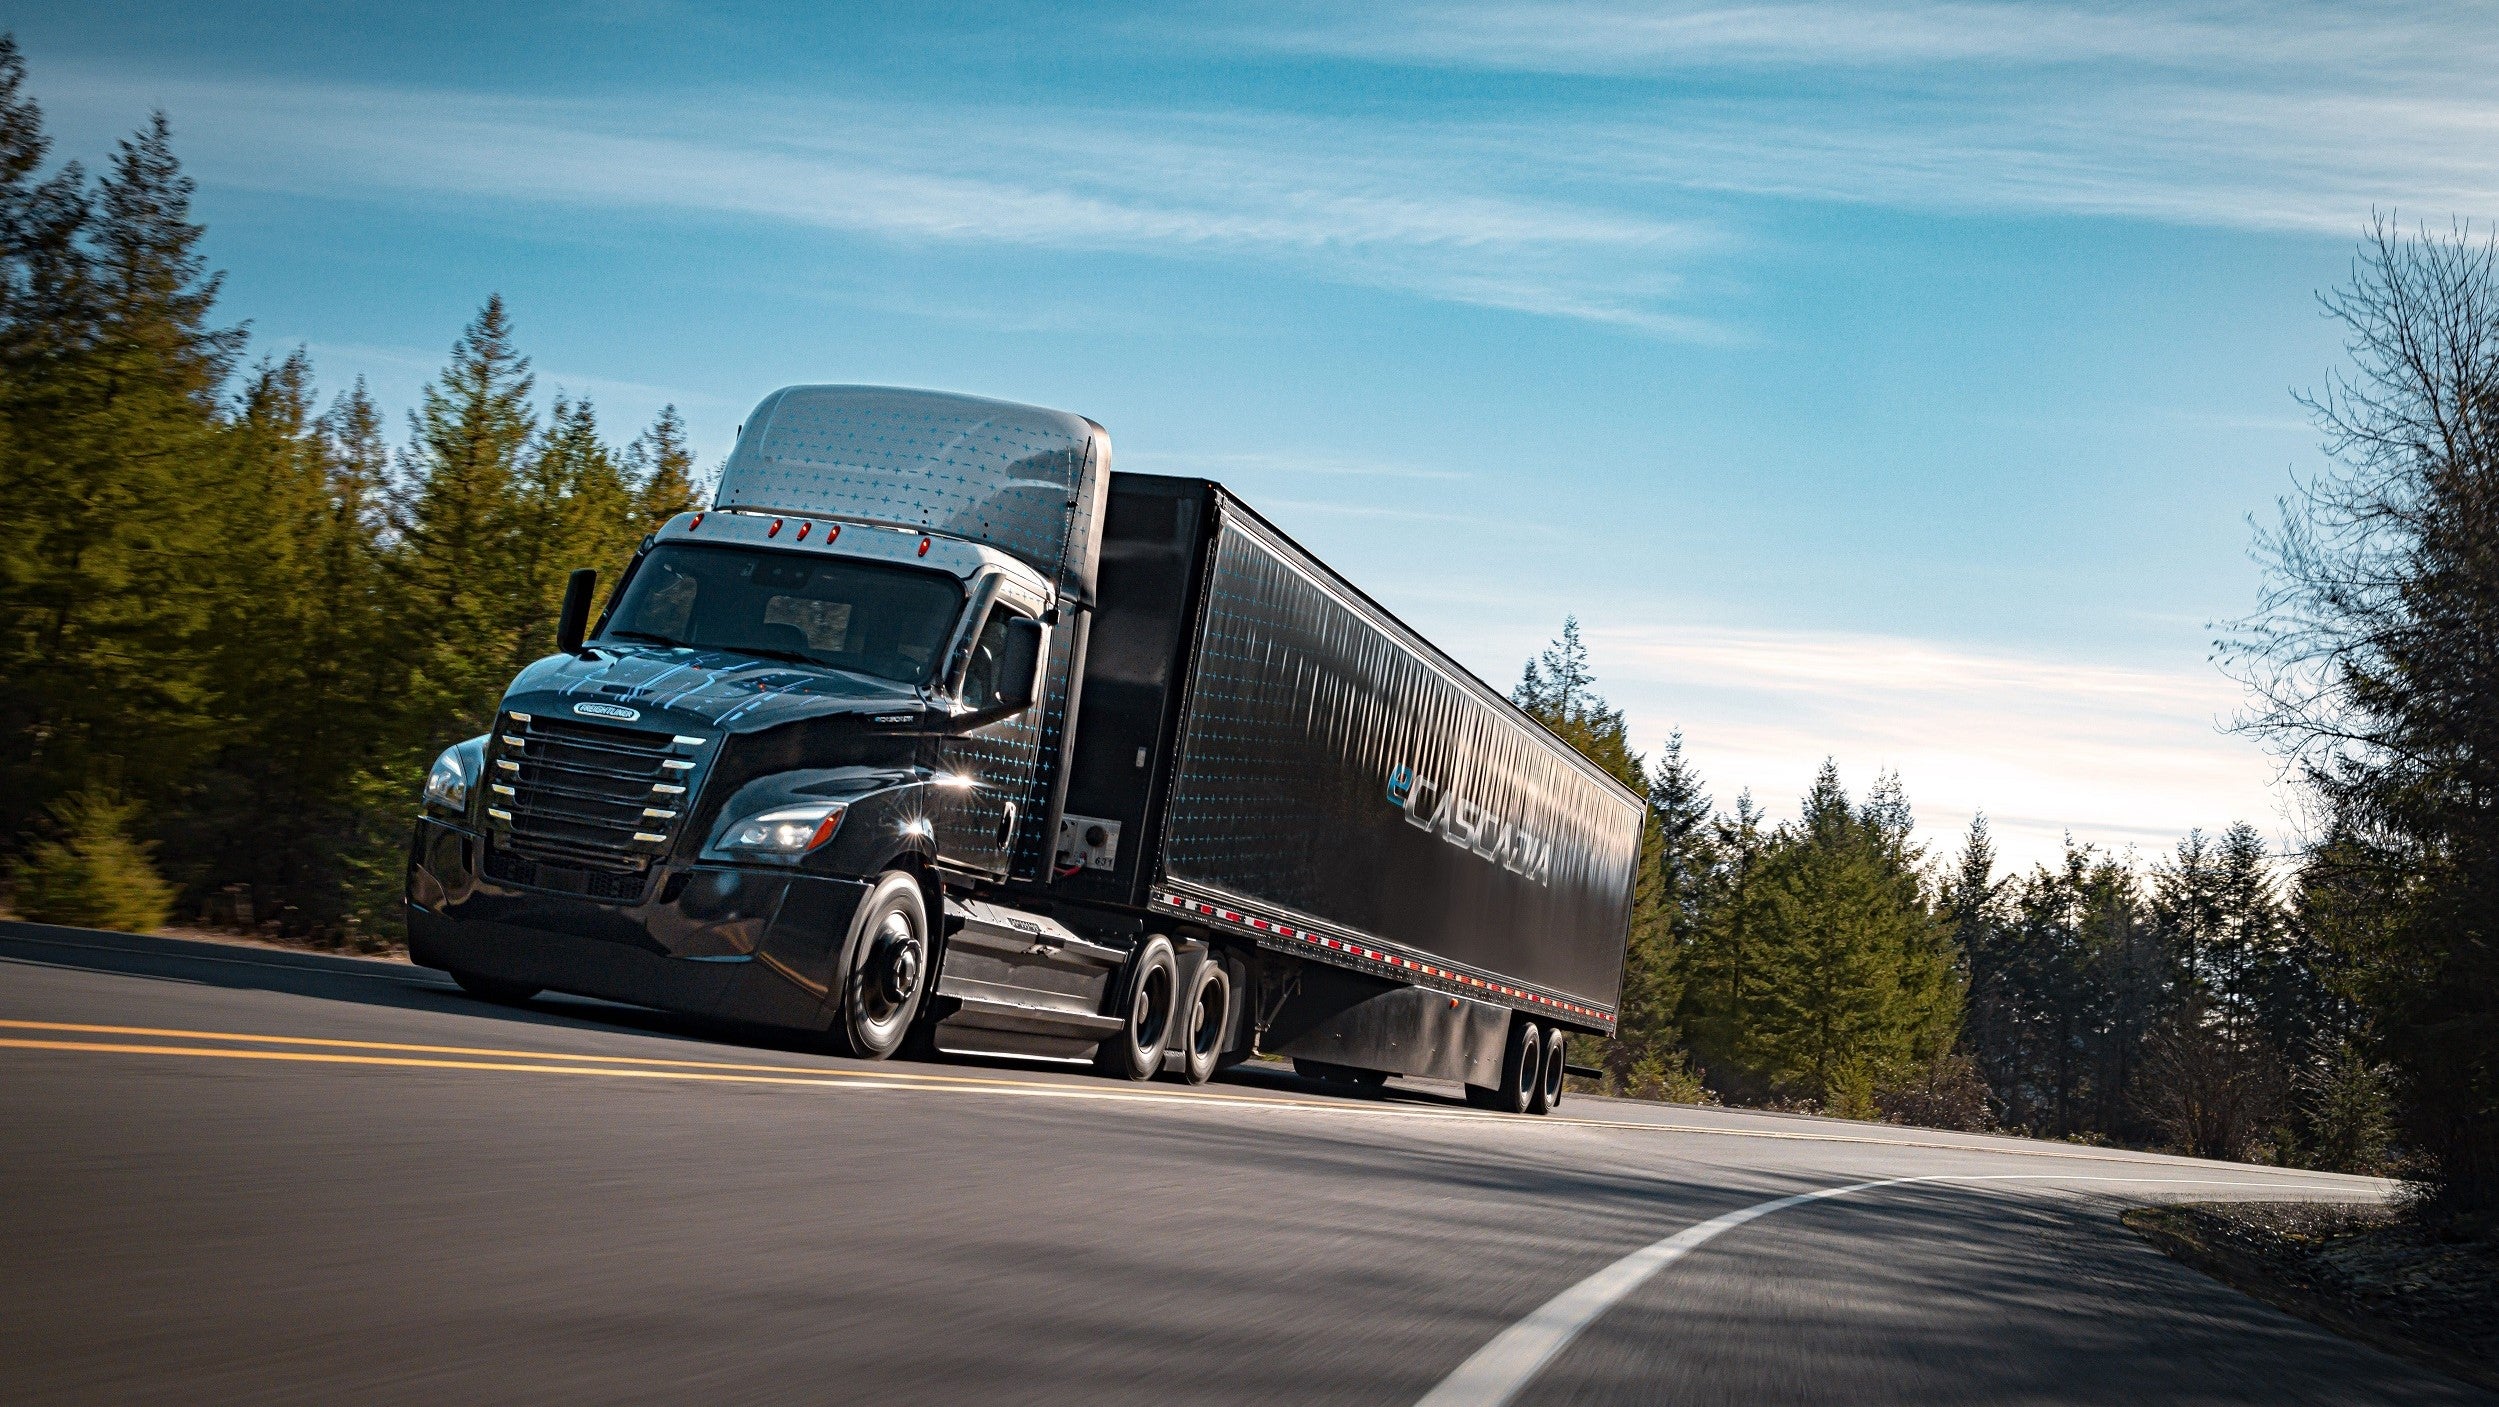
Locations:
2125;1201;2498;1392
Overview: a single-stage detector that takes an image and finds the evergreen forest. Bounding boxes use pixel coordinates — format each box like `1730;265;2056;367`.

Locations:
2;43;2491;1214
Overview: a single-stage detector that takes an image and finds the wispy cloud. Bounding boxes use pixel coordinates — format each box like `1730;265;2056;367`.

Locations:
48;67;1719;336
1226;1;2499;234
1577;618;2287;871
44;3;2497;341
1239;1;2483;77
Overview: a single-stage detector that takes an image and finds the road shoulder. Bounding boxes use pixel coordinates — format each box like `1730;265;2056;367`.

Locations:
2124;1201;2497;1394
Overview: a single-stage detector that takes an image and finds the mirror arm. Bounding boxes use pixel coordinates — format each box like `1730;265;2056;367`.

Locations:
556;568;598;656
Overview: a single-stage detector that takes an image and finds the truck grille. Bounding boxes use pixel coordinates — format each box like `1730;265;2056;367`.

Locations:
480;710;703;899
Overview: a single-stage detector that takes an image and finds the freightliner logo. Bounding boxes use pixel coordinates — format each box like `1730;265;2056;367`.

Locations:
1386;764;1552;885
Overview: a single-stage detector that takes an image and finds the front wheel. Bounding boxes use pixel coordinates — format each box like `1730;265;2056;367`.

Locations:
833;871;931;1060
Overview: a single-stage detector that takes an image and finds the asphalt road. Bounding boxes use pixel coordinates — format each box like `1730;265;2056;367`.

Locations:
1;921;2481;1406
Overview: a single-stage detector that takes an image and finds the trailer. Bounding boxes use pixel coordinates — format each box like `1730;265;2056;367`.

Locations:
404;386;1642;1113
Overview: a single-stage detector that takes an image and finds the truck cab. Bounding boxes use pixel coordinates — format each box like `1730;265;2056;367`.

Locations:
403;386;1172;1070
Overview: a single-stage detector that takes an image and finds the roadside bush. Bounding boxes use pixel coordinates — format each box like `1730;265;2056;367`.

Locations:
2301;1040;2398;1175
1878;1051;1998;1132
1826;1065;1881;1121
2141;1004;2289;1161
1609;1048;1716;1105
9;791;174;933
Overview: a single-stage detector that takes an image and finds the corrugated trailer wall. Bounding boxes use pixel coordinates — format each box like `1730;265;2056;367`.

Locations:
1152;492;1643;1022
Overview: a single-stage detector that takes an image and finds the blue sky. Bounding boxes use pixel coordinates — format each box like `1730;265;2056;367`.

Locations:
19;2;2496;870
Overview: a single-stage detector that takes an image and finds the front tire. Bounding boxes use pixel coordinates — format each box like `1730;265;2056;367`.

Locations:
1096;935;1177;1080
833;871;931;1060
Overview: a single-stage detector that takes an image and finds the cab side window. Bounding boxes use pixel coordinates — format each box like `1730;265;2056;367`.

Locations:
960;607;1027;711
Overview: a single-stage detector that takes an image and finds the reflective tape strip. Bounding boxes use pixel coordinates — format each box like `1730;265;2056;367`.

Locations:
1146;890;1617;1022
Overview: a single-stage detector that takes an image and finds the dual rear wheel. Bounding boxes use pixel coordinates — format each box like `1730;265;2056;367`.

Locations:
1466;1019;1568;1115
1097;939;1234;1086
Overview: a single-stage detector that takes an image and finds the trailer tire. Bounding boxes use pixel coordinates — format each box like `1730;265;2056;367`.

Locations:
1467;1019;1541;1114
1096;935;1178;1081
1169;957;1231;1085
450;970;538;1006
832;871;930;1060
1535;1032;1566;1115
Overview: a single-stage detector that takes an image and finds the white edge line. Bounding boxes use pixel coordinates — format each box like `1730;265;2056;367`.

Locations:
1411;1172;2373;1407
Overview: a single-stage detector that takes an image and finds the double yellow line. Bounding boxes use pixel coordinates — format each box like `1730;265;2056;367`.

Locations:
0;1017;2390;1180
0;1017;1298;1106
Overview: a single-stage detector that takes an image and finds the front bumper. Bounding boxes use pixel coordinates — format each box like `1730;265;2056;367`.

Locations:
404;817;870;1031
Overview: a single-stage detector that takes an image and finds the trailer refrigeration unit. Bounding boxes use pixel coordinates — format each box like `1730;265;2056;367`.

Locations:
405;386;1643;1113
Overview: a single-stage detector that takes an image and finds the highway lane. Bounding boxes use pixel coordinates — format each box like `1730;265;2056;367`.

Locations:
0;922;2481;1406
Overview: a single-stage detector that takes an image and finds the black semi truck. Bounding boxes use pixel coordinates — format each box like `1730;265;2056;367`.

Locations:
405;386;1642;1113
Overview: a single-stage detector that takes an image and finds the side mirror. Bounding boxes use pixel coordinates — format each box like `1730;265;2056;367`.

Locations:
556;568;598;655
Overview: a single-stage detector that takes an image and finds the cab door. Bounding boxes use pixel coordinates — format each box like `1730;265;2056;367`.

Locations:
933;587;1047;877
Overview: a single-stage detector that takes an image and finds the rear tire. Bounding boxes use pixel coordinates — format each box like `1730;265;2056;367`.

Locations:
1170;958;1231;1086
1534;1032;1566;1115
451;970;538;1005
1467;1019;1541;1114
833;871;930;1060
1096;935;1178;1080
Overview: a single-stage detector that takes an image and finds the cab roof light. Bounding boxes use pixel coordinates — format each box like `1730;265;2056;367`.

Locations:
688;513;704;531
795;522;812;541
768;517;784;537
917;536;931;557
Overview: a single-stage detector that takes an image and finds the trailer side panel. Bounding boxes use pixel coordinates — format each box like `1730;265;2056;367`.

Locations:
1153;494;1641;1016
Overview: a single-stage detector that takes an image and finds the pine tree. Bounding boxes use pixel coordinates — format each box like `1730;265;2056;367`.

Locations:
173;354;398;933
390;295;535;765
626;403;703;527
1513;616;1644;792
0;102;236;847
508;394;638;672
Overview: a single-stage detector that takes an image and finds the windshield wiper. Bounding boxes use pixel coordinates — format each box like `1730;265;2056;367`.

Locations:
604;629;688;650
721;644;828;668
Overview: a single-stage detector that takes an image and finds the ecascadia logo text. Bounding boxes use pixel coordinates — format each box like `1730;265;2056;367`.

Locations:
1386;764;1551;885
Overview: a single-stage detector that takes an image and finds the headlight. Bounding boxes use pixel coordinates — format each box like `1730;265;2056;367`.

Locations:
715;802;846;860
422;745;469;815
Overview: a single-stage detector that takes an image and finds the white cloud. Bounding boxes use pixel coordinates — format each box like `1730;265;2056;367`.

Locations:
1228;1;2499;233
46;68;1718;336
1578;619;2290;873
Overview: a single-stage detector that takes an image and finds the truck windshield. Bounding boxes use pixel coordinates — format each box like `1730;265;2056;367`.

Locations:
599;543;963;684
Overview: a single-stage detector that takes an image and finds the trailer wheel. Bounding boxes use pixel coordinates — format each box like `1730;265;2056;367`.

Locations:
1170;958;1231;1086
1096;935;1177;1081
1467;1019;1542;1114
450;970;538;1006
1535;1032;1566;1115
833;871;930;1060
